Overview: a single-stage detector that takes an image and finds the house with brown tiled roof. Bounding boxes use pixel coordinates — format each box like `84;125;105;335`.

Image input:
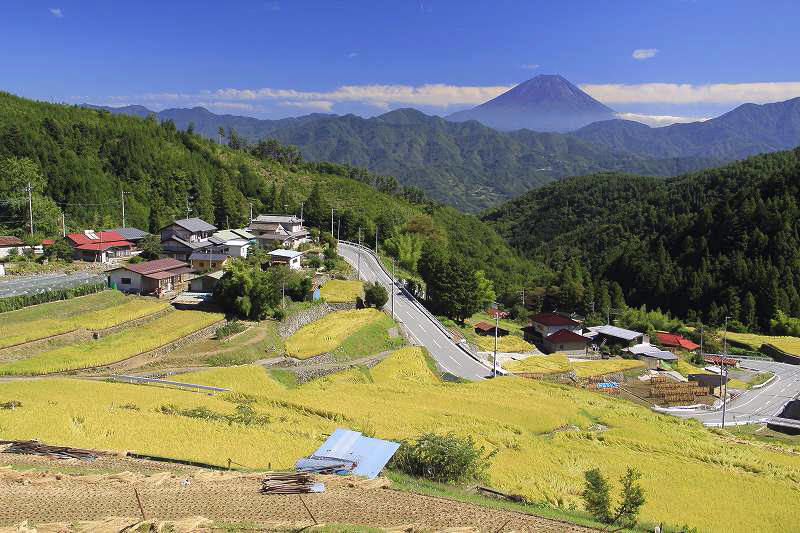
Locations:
0;236;26;259
106;258;192;296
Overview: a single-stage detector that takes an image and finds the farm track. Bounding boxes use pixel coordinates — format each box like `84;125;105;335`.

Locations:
0;464;594;531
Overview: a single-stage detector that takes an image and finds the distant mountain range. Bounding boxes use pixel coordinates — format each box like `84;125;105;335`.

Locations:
83;75;800;210
446;75;616;132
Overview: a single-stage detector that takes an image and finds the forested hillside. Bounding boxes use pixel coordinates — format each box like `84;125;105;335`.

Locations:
483;148;800;330
0;92;543;295
88;103;713;212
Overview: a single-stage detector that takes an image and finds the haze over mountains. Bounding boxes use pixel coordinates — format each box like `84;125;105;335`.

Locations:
84;74;800;210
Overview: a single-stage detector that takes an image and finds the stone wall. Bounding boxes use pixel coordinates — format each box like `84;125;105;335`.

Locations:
278;303;332;338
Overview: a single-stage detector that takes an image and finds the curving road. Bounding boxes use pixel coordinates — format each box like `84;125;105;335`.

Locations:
338;242;492;381
669;359;800;427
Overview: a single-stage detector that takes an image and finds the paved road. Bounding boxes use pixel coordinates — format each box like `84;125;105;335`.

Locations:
669;359;800;426
0;271;105;298
338;242;492;381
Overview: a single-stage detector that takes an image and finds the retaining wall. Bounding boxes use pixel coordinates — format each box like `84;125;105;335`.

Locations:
760;343;800;365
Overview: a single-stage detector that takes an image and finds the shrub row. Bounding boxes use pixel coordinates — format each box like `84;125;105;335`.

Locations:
0;282;106;313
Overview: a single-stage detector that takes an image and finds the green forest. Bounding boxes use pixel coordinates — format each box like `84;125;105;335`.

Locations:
0;92;543;301
484;147;800;331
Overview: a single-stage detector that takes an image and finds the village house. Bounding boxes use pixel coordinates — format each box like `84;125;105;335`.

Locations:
107;258;192;296
522;312;582;342
66;230;133;262
655;331;700;353
0;236;26;259
542;328;589;356
249;215;310;250
106;227;150;248
689;373;728;396
207;228;256;258
159;218;217;261
268;249;304;269
188;251;232;271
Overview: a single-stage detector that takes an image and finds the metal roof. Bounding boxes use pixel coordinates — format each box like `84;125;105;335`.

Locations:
189;252;231;261
624;343;678;360
530;312;580;327
588;325;643;341
107;227;149;240
253;214;301;224
166;218;217;233
214;229;256;241
295;428;400;479
269;249;303;259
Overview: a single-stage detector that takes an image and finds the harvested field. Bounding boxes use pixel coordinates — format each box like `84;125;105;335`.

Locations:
0;310;223;375
319;279;364;303
725;332;800;356
0;468;592;531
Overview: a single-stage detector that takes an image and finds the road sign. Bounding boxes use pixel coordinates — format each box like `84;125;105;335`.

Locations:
596;382;619;389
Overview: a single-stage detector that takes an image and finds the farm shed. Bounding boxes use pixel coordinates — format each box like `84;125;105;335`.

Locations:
474;321;509;336
688;373;728;396
542;328;589;356
624;343;678;369
107;227;149;246
587;325;644;349
189;270;225;292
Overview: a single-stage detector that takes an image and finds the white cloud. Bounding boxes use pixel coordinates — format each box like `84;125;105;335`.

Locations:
632;48;658;60
279;100;334;111
112;83;514;111
521;63;540;70
49;8;63;17
347;52;359;59
614;112;711;127
581;81;800;104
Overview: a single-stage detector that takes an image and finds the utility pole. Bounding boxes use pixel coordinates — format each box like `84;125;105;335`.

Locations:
61;213;66;237
721;316;731;429
185;198;191;219
330;208;334;237
337;216;341;241
27;182;34;235
700;324;704;359
357;227;362;278
226;215;230;229
121;190;129;228
390;257;395;320
299;202;304;225
489;304;509;378
375;226;378;253
249;202;253;222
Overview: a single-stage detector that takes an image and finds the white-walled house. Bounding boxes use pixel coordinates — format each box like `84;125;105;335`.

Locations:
268;249;304;270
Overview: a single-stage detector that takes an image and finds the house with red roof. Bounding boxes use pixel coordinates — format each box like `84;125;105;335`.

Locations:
655;331;700;353
66;230;133;262
542;328;589;356
106;258;193;296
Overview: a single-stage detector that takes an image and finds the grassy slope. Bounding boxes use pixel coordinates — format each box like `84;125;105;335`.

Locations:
3;348;799;532
319;280;364;303
284;308;387;359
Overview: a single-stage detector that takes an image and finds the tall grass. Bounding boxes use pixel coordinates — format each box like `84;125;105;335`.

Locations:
0;310;222;375
726;331;800;356
319;280;364;303
504;355;645;377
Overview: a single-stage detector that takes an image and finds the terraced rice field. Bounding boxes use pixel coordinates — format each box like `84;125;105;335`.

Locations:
319;279;364;303
2;347;799;532
0;310;223;375
726;332;800;356
284;308;387;358
0;291;168;348
474;334;533;353
504;354;645;376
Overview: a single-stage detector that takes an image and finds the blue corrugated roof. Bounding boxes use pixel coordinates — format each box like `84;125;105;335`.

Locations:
295;428;400;479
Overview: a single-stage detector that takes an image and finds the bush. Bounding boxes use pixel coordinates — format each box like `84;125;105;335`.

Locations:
389;432;495;483
0;283;106;313
364;281;388;308
127;255;145;264
216;320;246;339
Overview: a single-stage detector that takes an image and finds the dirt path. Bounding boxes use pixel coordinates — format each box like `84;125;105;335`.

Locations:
0;468;594;531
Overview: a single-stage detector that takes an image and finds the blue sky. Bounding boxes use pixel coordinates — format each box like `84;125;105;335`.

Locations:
2;0;799;125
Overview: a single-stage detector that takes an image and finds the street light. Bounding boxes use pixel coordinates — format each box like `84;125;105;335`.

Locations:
721;316;732;428
488;304;509;378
